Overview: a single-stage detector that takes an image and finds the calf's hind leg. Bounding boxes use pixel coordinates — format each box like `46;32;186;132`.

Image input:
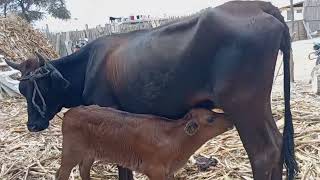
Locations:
146;167;170;180
148;173;167;180
79;158;94;180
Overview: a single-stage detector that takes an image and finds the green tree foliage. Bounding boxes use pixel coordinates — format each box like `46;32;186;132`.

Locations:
0;0;71;22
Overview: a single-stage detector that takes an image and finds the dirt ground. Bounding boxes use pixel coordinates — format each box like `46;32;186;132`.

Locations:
1;39;320;179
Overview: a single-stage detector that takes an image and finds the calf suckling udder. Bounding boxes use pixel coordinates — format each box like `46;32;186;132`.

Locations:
55;105;233;180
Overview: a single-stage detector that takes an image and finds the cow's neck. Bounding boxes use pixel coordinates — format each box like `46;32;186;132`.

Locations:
51;49;89;108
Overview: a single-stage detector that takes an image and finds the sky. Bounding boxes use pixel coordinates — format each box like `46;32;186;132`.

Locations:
34;0;301;33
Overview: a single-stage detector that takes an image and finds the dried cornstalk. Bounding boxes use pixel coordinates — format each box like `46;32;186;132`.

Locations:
0;15;58;62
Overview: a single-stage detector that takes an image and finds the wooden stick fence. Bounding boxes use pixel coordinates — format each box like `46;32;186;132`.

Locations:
45;17;181;57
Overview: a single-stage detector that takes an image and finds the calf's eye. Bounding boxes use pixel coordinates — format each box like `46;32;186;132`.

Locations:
207;117;215;123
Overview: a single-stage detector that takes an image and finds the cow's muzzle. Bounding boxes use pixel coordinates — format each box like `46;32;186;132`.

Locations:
27;121;49;132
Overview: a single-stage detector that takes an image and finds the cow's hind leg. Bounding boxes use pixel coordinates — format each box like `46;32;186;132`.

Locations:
228;102;283;180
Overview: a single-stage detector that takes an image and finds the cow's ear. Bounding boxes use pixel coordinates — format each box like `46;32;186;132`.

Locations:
184;120;199;136
35;52;46;66
51;70;70;90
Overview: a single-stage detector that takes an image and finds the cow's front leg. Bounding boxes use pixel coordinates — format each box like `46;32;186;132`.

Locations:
118;166;134;180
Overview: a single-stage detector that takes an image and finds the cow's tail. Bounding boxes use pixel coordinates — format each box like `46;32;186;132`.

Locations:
281;24;298;180
260;2;298;179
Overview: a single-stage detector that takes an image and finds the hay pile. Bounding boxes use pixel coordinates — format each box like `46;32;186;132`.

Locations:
0;81;319;179
0;15;58;62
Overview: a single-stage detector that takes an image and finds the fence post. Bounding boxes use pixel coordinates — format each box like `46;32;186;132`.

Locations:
65;31;72;55
55;33;61;56
105;23;111;35
45;24;50;38
96;25;103;35
290;33;296;83
85;24;89;40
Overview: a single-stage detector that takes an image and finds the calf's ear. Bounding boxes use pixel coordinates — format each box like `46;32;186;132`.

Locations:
184;120;199;136
51;70;70;90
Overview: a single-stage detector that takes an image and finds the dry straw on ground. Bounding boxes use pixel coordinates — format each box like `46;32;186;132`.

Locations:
0;15;58;62
0;81;319;180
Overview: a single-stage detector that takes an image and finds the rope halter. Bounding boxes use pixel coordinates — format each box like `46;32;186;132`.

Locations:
19;63;57;118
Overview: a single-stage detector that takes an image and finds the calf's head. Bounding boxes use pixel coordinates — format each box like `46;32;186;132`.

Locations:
6;53;70;132
184;108;233;136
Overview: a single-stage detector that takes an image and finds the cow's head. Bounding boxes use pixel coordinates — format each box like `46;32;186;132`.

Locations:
6;52;70;132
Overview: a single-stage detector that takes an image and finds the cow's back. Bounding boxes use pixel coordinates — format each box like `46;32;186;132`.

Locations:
104;15;216;119
83;2;285;119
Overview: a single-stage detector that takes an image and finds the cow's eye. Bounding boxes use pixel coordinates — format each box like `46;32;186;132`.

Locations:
41;82;49;92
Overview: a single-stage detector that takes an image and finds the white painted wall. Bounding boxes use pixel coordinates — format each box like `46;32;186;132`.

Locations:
281;7;304;22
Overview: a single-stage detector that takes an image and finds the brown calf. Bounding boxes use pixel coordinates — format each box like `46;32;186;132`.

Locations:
56;105;233;180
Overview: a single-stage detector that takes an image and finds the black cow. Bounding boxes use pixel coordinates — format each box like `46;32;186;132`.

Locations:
6;1;298;180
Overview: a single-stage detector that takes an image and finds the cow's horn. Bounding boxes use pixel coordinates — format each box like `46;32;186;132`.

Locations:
35;51;46;66
212;108;224;114
5;59;21;70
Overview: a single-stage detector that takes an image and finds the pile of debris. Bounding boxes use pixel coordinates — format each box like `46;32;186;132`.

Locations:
0;15;58;99
0;15;58;62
